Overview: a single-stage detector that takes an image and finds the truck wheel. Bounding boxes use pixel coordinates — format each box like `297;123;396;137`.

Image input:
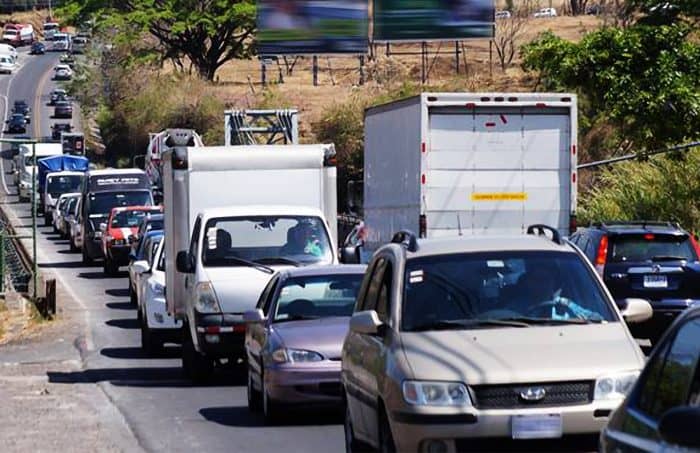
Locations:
181;326;213;384
104;259;118;276
139;310;162;355
82;248;92;265
247;367;262;412
44;215;51;227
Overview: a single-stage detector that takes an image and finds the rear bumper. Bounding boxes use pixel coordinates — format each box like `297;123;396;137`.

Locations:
194;312;246;358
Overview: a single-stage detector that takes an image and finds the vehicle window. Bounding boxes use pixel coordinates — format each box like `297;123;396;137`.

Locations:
401;251;617;331
610;235;697;262
156;248;165;272
256;275;279;315
87;191;152;216
189;216;202;258
201;216;333;267
273;274;364;322
637;318;700;418
47;175;82;197
111;210;157;228
363;258;387;311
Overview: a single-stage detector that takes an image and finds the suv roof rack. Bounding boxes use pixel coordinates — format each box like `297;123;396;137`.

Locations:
391;230;419;252
593;221;681;230
526;224;564;245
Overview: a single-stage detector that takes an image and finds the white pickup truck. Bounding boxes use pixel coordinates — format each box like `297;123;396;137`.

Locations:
161;130;338;382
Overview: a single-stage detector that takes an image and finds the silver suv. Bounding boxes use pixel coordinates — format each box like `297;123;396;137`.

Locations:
342;226;653;452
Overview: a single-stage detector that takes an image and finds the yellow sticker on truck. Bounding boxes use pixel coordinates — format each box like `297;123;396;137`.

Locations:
471;192;528;201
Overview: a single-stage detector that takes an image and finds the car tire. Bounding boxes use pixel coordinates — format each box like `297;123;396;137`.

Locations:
104;259;119;276
44;215;51;227
378;407;396;453
262;373;280;424
69;237;77;252
129;281;137;306
139;310;162;355
344;399;370;453
247;367;262;413
181;325;213;384
82;247;93;265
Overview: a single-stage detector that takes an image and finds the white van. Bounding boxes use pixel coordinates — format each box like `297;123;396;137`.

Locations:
0;43;18;61
16;143;63;202
43;22;60;40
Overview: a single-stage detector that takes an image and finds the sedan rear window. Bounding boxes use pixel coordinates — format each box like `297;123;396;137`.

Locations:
273;274;363;322
610;235;697;263
402;251;616;332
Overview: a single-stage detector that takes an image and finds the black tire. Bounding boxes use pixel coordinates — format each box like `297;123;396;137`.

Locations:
181;325;213;384
378;407;396;453
104;258;119;276
129;281;137;306
344;399;370;453
69;237;77;252
139;310;162;355
247;367;262;413
82;247;92;265
44;215;51;227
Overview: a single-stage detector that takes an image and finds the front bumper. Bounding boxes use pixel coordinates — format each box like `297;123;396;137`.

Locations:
194;312;246;358
265;362;342;405
390;402;620;452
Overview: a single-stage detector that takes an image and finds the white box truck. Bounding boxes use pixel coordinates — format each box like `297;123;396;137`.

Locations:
353;92;577;256
161;130;338;381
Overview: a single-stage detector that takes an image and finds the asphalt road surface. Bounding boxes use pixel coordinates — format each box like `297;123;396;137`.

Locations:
0;49;343;452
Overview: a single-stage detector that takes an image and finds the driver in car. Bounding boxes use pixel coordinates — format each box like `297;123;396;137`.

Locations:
280;222;324;257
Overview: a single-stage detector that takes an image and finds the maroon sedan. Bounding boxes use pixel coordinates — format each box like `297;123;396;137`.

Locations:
244;264;366;422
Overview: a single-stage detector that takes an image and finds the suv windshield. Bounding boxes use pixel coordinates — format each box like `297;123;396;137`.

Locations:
202;215;333;267
88;191;152;217
273;274;363;322
48;175;82;197
402;251;616;331
610;234;697;262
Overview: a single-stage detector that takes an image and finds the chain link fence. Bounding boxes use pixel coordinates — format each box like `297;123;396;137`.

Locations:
0;217;32;294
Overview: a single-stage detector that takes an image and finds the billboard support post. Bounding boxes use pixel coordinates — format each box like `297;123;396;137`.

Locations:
455;41;460;74
359;56;365;86
312;56;319;86
489;40;493;79
421;41;427;84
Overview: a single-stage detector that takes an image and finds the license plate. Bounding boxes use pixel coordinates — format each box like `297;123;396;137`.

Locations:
644;275;668;288
511;414;562;440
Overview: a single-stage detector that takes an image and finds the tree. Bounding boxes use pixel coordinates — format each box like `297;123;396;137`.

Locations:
60;0;256;81
493;9;528;71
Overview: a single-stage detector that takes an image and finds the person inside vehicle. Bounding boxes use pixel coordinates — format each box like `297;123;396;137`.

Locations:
280;222;323;257
207;229;232;262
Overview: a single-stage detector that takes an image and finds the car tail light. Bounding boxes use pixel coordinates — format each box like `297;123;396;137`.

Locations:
595;235;608;276
690;235;700;260
419;215;427;238
644;234;655;240
570;215;577;233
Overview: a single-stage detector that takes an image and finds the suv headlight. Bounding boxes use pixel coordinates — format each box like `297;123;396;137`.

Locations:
271;348;323;364
194;281;221;314
402;381;472;407
594;371;639;401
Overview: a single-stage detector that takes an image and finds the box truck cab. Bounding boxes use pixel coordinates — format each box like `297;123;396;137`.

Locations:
161;130;337;381
344;92;578;262
39;154;89;223
81;169;153;264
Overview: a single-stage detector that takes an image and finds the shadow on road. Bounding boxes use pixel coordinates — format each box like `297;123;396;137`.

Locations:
47;366;242;388
199;406;342;428
101;346;181;360
105;288;129;298
105;318;139;329
105;301;133;311
39;261;89;269
79;270;126;279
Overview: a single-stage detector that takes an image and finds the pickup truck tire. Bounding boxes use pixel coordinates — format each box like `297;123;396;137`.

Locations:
247;367;262;412
139;310;162;355
181;325;213;384
82;247;92;265
44;215;51;227
104;259;119;276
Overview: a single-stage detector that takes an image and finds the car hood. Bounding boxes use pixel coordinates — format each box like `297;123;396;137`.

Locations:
272;316;349;360
203;266;289;314
400;323;645;385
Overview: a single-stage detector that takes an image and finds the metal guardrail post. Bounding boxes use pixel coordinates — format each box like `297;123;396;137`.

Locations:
32;142;37;302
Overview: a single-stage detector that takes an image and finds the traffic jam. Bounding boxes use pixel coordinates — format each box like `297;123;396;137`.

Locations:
12;92;700;452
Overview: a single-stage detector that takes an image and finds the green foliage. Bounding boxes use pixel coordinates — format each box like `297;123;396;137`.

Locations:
60;0;256;80
580;152;700;232
522;25;700;151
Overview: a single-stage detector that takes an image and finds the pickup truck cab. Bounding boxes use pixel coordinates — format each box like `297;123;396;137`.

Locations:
175;205;336;382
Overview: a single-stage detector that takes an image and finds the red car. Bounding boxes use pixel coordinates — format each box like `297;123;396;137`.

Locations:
101;206;162;275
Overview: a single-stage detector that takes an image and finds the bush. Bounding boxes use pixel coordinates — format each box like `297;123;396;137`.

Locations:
580;152;700;232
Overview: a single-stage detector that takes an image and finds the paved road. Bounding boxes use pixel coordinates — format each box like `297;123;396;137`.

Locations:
0;50;343;452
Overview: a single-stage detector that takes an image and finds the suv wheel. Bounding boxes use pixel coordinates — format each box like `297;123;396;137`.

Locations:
181;326;213;384
344;400;369;453
104;259;118;276
378;407;396;453
247;367;262;412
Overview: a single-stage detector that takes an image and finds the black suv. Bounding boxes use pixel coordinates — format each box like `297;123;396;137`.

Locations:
570;221;700;344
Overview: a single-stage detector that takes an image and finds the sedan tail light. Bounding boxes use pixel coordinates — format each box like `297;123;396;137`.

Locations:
595;235;608;277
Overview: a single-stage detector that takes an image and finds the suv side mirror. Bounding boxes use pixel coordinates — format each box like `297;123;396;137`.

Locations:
340;245;360;264
132;260;150;275
244;309;266;324
176;250;194;273
350;310;383;335
658;406;700;448
619;298;653;323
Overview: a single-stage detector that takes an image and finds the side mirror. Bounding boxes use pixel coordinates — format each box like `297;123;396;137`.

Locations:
350;310;383;335
658;406;700;448
244;309;266;324
620;298;653;324
99;223;106;232
340;245;360;264
132;260;150;275
176;250;194;273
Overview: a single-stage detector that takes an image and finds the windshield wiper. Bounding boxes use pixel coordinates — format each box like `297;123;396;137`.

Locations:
274;314;321;323
254;257;301;267
500;316;602;325
218;256;274;274
408;318;530;332
650;255;687;262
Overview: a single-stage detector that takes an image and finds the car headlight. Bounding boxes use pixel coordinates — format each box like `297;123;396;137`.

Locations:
271;348;324;364
594;371;640;401
150;281;165;296
194;281;221;314
93;231;102;239
402;381;472;407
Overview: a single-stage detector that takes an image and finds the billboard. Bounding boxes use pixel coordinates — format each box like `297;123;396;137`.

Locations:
257;1;369;55
373;0;494;42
